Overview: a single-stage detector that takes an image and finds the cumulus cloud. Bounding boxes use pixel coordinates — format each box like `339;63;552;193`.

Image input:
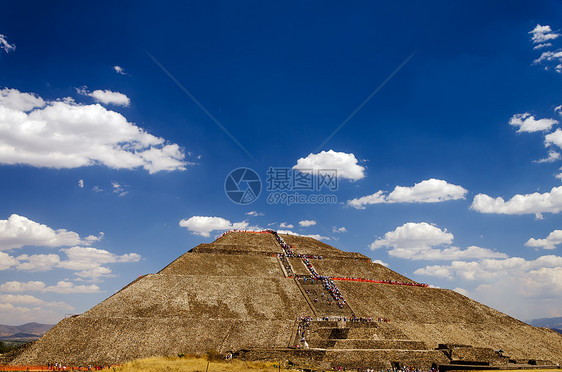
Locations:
113;66;127;75
509;113;558;133
16;253;60;272
372;259;388;267
453;287;469;296
246;211;263;217
0;302;65;325
414;255;562;286
0;280;46;292
0;251;18;270
111;181;128;197
57;246;141;279
546;128;562;149
526;230;562;250
77;87;130;106
280;222;294;229
0;214;82;251
534;149;561;163
348;179;467;209
83;232;104;244
0;295;73;313
534;43;552;50
293;150;365;181
0;243;141;280
332;226;347;233
533;51;562;72
529;24;560;44
43;281;100;293
370;222;507;261
299;220;316;227
0;87;188;173
0;294;45;305
179;216;249;237
0;87;45;111
0;34;15;53
78;179;84;188
471;185;562;216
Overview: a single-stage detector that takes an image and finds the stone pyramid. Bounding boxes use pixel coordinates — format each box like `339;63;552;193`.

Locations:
11;231;562;370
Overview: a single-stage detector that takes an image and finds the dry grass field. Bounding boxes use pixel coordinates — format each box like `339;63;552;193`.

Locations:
101;355;303;372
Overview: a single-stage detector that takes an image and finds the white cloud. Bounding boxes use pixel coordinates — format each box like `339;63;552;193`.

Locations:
509;113;558;133
179;216;249;237
534;149;561;163
372;259;388;267
0;243;141;280
453;287;469;296
293;150;365;181
0;87;188;173
0;295;73;312
0;87;45;111
545;128;562;149
245;211;263;217
0;251;18;270
277;229;330;241
0;294;44;305
414;255;562;317
0;214;82;251
526;230;562;250
555;105;562;115
533;51;562;72
111;181;128;197
0;280;100;294
0;34;15;53
113;66;127;75
43;281;100;293
332;226;347;233
529;24;560;44
348;179;467;209
15;253;61;272
280;222;294;229
57;246;141;280
0;302;70;325
83;232;104;244
78;179;84;188
299;220;316;227
77;87;130;106
0;281;46;292
370;222;507;261
534;43;552;50
471;185;562;215
414;255;562;281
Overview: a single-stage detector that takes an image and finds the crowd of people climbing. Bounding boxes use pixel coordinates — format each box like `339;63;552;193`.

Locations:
355;366;440;372
331;277;429;288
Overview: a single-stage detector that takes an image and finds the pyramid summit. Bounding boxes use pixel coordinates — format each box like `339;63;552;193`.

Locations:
10;230;562;370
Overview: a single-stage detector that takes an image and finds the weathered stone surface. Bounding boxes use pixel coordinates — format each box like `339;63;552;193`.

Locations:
11;232;562;368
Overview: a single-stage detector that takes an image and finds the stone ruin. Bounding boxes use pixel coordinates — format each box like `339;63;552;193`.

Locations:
9;231;562;370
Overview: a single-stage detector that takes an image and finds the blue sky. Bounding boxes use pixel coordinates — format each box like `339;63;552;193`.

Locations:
1;1;562;324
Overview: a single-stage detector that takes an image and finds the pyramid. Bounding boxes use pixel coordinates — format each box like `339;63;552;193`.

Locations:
11;231;562;369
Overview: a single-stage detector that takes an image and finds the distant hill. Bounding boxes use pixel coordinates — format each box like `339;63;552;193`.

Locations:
0;323;53;338
0;332;44;341
528;317;562;332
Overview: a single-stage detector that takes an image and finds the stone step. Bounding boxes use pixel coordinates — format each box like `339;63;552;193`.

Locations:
346;323;409;340
324;349;450;370
299;280;353;317
309;339;429;350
